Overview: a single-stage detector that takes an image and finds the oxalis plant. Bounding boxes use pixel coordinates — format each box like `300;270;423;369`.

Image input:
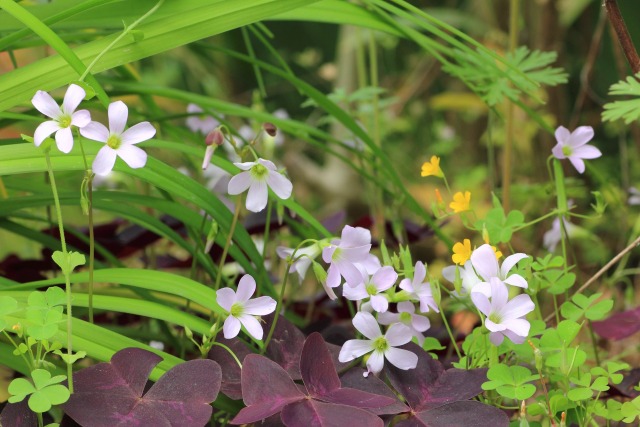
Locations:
1;0;640;426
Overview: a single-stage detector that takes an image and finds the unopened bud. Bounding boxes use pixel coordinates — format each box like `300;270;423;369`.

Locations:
263;122;277;137
184;327;193;340
206;128;224;146
311;261;327;284
201;146;215;170
560;412;566;427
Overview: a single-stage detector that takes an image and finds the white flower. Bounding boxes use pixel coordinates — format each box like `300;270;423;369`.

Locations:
471;278;534;345
543;217;578;253
399;262;439;313
216;274;276;340
339;311;417;377
470;244;528;290
227;158;293;212
342;266;398;313
322;226;372;288
80;101;156;176
378;301;430;346
551;126;601;174
628;187;640;206
276;243;321;282
186;103;220;135
32;84;91;153
441;261;482;296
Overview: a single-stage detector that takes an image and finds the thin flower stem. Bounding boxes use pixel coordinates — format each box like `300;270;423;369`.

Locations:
262;200;272;261
3;331;33;370
213;198;242;293
44;153;74;393
438;307;462;360
37;412;43;427
209;342;242;369
587;320;601;366
78;138;95;324
553;160;569;276
512;210;558;232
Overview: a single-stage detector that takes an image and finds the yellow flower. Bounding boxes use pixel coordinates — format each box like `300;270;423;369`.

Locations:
482;228;502;259
492;246;503;259
421;156;443;177
449;191;471;213
452;239;472;265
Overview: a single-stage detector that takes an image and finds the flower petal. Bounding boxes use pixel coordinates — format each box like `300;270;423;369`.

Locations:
92;146;117;176
371;266;398;291
223;316;242;339
413;262;426;284
551;143;566;160
227;171;252;195
325;264;341;288
246;180;268;212
340;226;371;248
366;351;385;375
397;301;416;314
216;287;237;311
266;171;292;200
238;315;264;340
567;126;594;148
504;274;528;289
385;323;413;347
398;278;412;293
233;161;257;171
55;127;74;153
554;126;570;144
410;314;431;332
504;318;530;337
335;259;364;287
257;158;277;171
116;144;147;169
80;121;109;142
377;312;400;325
34;121;59;146
244;297;276;316
500;294;535;320
385;347;418;371
489;332;505;346
71;110;91;128
369;295;388;313
339;339;372;362
236;275;256;302
121;122;156;145
32;90;61;119
471;291;491;317
352;312;381;340
342;283;369;301
470;244;499;281
108;101;128;135
500;253;528;278
62;84;85;115
490;278;509;309
572;144;602;160
568;156;585;174
485;319;506;332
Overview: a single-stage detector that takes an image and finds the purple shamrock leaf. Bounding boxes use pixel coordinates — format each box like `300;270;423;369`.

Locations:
340;367;409;415
385;343;509;427
64;348;221;427
592;307;640;340
0;400;37;427
207;337;252;400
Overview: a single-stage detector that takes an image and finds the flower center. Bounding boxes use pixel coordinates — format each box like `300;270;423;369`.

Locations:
399;312;412;324
331;247;342;261
488;312;502;324
372;336;389;353
107;134;122;150
58;114;72;128
230;302;244;317
250;163;269;180
561;145;573;157
365;283;378;296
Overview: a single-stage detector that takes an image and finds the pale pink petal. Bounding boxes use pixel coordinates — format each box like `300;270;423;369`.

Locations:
34;121;59;146
55;127;74;153
341;246;371;264
398;278;412;293
505;318;530;337
336;259;364;287
244;297;276;316
485;319;506;332
236;275;256;302
216;287;237;311
569;156;585;174
227;171;252;195
32;90;61;119
322;245;337;264
357;254;381;274
369;295;388;313
567;126;594;148
504;274;528;289
371;266;398;292
257;158;277;171
418;294;438;314
377;312;400;325
366;351;385;375
121;122;156;145
80;121;109;142
413;262;426;284
471;292;491;317
266;172;292;200
322;280;338;300
325;264;341;288
341;226;371;248
503;329;526;344
352;312;381;340
551;143;566;159
223;316;242;339
411;314;430;332
108;101;128;135
397;301;416;314
187;103;202;114
117;144;147;169
500;253;528;278
572;144;602;159
490;278;509;309
92;146;117;176
489;332;505;346
71;110;91;128
238;314;264;340
442;265;456;283
554;126;570;144
470;244;499;281
62;84;85;115
342;283;368;301
385;347;418;371
246;180;268;212
233;161;257;171
500;294;535;320
385;323;413;347
339;339;372;362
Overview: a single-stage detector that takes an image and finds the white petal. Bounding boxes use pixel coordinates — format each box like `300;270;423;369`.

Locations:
187;103;202;114
238;315;264;340
336;259;364;287
55;127;74;153
398;278;413;293
471;282;492;298
572;144;602;160
321;279;338;300
244;297;276;316
216;287;236;311
227;172;252;195
568;156;585;174
325;264;341;288
441;265;456;283
503;329;527;344
397;301;416;314
385;323;413;347
92;146;118;176
340;226;371;248
377;312;400;325
121;122;156;145
490;278;509;309
471;292;491;317
366;351;385;375
505;318;530;337
246;180;268;212
411;314;430;332
485;319;506;332
370;295;388;313
257;158;278;171
500;253;528;278
108;101;128;135
32;90;61;119
71;110;91;128
554;126;570;144
567;126;594;148
233;161;257;171
62;84;85;115
236;274;256;302
341;245;372;264
339;339;372;362
223;316;241;339
266;171;292;200
80;121;109;142
352;312;381;340
551;143;566;159
413;262;426;284
116;144;147;169
504;274;528;289
500;294;535;320
372;266;398;291
470;244;499;281
385;347;418;371
489;332;505;346
342;283;369;301
322;245;336;264
34;121;59;146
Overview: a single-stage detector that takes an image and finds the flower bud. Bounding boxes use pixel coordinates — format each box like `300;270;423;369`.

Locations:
263;122;277;137
205;128;224;146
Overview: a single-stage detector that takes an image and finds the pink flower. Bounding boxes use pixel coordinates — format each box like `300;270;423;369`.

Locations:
227;158;292;212
322;226;372;288
399;262;439;313
216;275;276;340
342;266;398;313
552;126;601;174
470;244;528;290
378;301;430;346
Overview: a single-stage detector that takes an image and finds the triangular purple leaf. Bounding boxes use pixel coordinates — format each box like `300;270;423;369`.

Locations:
340;368;409;415
280;399;384;427
413;401;509;427
263;313;307;379
301;332;341;397
592;307;640;340
0;400;37;427
207;337;252;400
320;388;395;409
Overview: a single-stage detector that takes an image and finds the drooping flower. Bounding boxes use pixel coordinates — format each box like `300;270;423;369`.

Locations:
227;158;293;212
452;239;472;265
186;103;220;135
216;274;277;340
471;278;534;345
421;156;443;178
470;244;529;289
543;217;577;253
449;191;471;213
441;260;482;296
378;301;430;346
32;84;91;153
276;243;322;282
399;262;439;313
342;266;398;313
80;101;156;176
551;126;601;174
322;226;372;288
338;311;418;377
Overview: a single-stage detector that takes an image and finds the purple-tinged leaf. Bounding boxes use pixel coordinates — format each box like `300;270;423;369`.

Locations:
281;399;384;427
340;368;409;415
320;388;394;409
301;332;341;397
263;313;306;379
416;368;488;411
612;368;640;398
400;401;508;427
231;354;304;424
0;400;37;427
592;307;640;340
64;348;221;427
207;337;252;400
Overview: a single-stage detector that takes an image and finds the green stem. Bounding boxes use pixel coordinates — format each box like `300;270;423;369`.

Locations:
37;412;44;427
78;139;95;324
438;307;462;360
3;331;33;370
213;198;242;292
44;153;74;393
262;200;272;261
210;342;243;369
261;263;290;353
587;320;601;365
553;160;569;274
